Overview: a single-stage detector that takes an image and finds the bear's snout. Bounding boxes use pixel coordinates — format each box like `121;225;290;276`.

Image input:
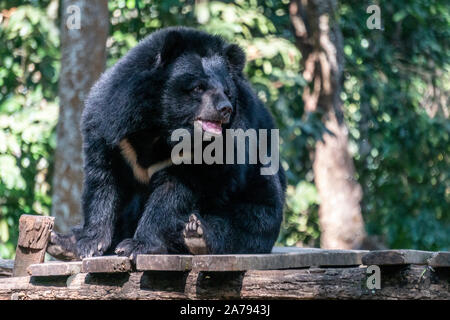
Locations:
216;99;232;120
198;88;233;124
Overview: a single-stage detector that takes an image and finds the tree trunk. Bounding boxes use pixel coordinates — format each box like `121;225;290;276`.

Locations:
289;0;366;249
52;0;109;232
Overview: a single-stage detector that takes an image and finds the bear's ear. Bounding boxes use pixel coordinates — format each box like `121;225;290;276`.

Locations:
160;30;185;65
224;44;246;72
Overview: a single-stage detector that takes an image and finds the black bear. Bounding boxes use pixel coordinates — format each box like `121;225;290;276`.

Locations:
49;27;286;260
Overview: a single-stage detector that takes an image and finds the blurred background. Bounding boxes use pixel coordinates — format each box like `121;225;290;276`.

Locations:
0;0;448;259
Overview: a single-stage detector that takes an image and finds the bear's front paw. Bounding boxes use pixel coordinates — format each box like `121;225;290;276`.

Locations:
46;231;79;261
76;235;110;259
115;238;167;261
183;214;209;255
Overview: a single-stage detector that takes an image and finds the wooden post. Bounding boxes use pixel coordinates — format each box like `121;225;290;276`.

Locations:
13;215;54;277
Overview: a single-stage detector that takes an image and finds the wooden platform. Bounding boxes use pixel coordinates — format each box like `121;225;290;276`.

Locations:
1;247;449;300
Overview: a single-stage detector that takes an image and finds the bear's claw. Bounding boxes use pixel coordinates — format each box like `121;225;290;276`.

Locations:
115;238;167;261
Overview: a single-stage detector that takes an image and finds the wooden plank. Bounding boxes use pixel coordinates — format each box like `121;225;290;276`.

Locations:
136;248;367;272
136;255;192;271
135;247;338;271
82;256;131;273
192;249;368;271
427;251;450;267
271;246;323;253
13;215;55;277
27;261;82;277
361;250;433;266
0;259;14;278
1;265;449;300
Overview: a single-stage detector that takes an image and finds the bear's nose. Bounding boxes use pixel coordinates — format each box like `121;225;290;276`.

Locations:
217;101;233;118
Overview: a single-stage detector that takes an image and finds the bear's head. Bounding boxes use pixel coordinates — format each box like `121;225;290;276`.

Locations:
85;27;248;146
156;28;246;137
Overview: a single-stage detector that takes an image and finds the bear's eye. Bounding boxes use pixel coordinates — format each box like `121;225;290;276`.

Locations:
192;85;204;94
224;88;232;98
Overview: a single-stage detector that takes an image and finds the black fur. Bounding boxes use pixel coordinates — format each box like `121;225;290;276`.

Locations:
70;27;286;258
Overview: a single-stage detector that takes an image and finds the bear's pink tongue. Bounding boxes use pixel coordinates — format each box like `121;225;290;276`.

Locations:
198;120;222;135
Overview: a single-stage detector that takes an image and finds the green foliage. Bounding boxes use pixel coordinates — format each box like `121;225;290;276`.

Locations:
340;0;450;250
0;0;448;258
0;2;59;258
279;181;320;246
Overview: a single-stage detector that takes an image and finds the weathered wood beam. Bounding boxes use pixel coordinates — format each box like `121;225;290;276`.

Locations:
362;250;434;266
428;252;450;268
0;265;448;300
13;215;54;277
137;248;368;272
28;262;82;277
271;246;322;253
82;256;131;273
192;249;368;271
136;255;192;271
